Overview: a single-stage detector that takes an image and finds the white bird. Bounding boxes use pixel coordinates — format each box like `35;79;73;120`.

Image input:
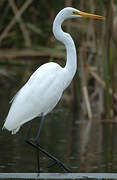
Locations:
2;7;103;173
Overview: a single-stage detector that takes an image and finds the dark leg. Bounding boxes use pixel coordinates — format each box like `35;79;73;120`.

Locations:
25;117;71;173
35;116;45;174
36;148;40;175
26;140;71;172
25;120;32;141
34;116;45;144
25;116;45;174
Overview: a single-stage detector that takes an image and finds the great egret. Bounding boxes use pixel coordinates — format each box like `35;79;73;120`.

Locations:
2;7;103;173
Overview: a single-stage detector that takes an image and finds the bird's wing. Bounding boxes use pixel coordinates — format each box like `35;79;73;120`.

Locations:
4;62;64;132
9;62;60;104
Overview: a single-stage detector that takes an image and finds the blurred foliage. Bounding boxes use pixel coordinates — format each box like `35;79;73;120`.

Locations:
0;0;117;119
0;0;105;48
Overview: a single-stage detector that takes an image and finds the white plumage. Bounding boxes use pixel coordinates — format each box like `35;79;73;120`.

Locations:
2;7;103;134
3;62;73;134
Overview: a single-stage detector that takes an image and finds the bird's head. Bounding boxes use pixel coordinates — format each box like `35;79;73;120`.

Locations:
60;7;103;20
53;7;104;42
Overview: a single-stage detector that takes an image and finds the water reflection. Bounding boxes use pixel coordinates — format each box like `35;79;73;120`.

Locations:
0;65;117;173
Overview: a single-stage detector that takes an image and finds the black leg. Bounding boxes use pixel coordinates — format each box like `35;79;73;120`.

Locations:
37;148;40;175
26;140;71;172
25;120;32;141
25;117;71;173
34;116;45;144
25;117;45;174
35;116;45;174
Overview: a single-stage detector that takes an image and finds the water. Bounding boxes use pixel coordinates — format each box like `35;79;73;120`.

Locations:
0;64;117;174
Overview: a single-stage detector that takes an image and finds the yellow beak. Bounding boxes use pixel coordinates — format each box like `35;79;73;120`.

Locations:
73;10;104;20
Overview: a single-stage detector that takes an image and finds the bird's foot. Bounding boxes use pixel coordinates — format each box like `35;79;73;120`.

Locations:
47;159;71;173
26;139;71;173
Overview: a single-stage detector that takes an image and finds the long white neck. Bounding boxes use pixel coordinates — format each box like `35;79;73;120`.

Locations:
53;11;77;80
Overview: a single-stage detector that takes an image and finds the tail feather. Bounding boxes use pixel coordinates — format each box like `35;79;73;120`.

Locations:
2;125;5;131
11;127;20;134
2;123;20;134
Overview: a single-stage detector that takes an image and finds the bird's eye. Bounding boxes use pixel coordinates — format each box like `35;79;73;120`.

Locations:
72;11;79;15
